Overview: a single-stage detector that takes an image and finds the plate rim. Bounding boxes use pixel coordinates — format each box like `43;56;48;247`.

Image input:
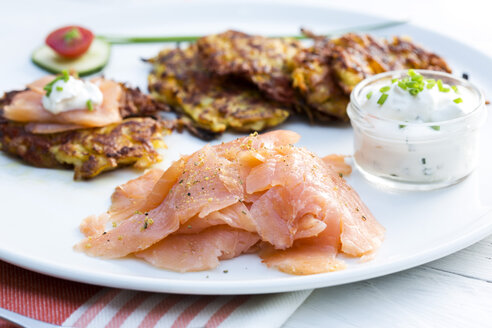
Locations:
1;210;491;295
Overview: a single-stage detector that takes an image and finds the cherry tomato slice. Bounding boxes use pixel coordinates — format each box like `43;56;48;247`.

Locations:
45;26;94;59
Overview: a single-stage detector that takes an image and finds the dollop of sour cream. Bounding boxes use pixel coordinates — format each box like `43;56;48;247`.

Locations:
42;76;103;114
360;72;475;123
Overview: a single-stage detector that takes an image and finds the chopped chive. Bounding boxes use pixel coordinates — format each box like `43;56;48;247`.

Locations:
61;69;70;82
86;99;94;111
406;81;419;88
382;70;428;97
43;70;70;96
451;85;458;93
56;86;63;91
64;27;81;43
411;74;423;82
44;82;56;95
399;124;406;129
377;93;388;105
437;79;450;92
398;81;407;90
453;97;463;104
366;91;373;99
430;125;440;131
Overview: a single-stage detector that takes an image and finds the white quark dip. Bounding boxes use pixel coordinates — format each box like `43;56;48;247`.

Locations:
361;79;474;123
347;70;486;191
42;75;103;114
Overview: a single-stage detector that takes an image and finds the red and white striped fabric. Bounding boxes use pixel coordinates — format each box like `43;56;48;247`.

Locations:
0;261;311;328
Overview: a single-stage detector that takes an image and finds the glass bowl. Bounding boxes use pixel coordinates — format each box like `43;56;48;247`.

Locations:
347;70;486;191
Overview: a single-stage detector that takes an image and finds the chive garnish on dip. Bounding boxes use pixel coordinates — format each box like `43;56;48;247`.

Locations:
348;69;485;190
377;93;388;105
86;99;94;111
368;70;465;109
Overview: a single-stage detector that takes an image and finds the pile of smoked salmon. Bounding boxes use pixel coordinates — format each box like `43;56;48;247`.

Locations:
76;130;385;275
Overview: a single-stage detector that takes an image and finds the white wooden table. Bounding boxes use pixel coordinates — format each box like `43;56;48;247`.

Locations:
285;1;492;326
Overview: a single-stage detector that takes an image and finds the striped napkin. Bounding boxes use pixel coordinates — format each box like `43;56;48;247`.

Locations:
0;261;311;328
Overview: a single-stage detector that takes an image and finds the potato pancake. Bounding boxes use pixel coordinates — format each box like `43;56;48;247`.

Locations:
147;44;290;135
196;30;301;104
0;85;170;179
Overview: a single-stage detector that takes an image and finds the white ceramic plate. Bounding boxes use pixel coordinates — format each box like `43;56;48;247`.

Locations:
1;0;491;295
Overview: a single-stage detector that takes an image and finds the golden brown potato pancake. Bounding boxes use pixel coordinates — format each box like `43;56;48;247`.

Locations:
0;85;170;179
147;44;290;135
291;40;348;121
196;30;302;104
0;117;168;180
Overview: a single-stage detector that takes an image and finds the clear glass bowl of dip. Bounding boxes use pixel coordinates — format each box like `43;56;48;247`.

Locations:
347;70;487;191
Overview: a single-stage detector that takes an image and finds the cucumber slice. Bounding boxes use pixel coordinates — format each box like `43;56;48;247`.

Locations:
31;38;111;76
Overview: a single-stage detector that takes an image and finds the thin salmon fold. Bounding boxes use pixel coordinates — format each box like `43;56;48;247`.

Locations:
76;130;385;275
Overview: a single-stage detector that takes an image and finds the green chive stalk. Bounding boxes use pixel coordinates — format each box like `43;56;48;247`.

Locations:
99;20;407;44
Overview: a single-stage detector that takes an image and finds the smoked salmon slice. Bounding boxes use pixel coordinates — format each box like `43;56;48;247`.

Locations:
259;214;345;275
135;226;259;272
76;130;385;274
